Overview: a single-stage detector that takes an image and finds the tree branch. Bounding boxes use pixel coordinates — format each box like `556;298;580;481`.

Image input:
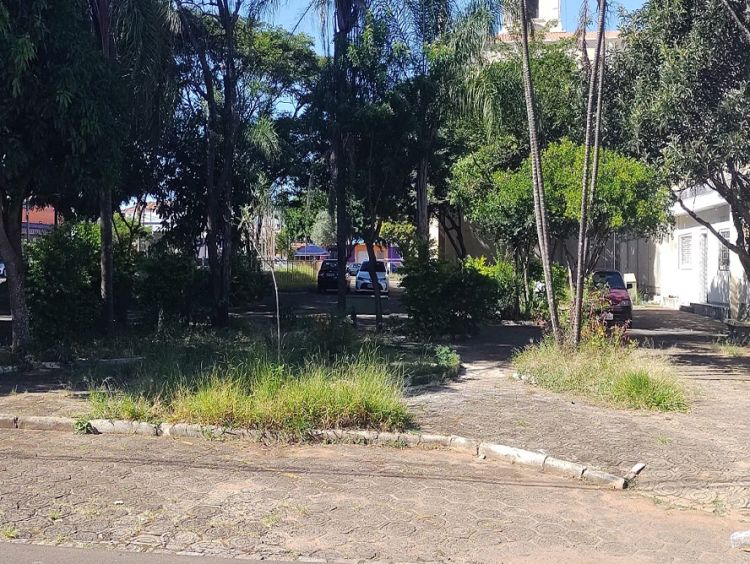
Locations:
719;0;750;43
677;197;747;258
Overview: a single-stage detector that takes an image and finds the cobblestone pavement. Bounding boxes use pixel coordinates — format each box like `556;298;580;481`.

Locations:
0;430;746;562
408;308;750;518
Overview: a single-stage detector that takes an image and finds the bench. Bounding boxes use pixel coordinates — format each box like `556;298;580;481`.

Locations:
725;319;750;344
345;294;390;319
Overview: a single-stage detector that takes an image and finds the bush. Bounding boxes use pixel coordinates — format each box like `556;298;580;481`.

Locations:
231;254;271;305
401;256;501;337
25;222;102;344
134;247;210;326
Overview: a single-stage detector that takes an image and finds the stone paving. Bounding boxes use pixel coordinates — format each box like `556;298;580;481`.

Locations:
408;308;750;518
0;429;746;562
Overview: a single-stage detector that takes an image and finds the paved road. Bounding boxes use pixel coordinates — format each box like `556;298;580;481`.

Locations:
0;429;745;562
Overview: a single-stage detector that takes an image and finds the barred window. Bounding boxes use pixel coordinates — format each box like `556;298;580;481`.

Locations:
719;229;731;271
679;234;692;269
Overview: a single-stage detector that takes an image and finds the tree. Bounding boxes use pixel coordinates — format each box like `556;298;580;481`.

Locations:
388;0;500;251
572;0;607;345
451;139;671;311
86;0;173;331
515;0;562;343
608;0;750;292
0;1;107;349
173;2;315;324
310;209;336;247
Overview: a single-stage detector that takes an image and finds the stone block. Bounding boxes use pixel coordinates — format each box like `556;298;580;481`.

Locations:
582;468;627;489
543;457;586;479
16;416;73;432
479;443;547;469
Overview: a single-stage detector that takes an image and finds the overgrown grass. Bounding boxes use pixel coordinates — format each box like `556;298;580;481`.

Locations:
513;338;688;412
272;262;318;291
711;341;747;358
82;321;411;434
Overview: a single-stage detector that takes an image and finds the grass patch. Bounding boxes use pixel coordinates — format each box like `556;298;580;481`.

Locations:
82;322;411;434
512;338;687;412
711;341;747;358
272;262;318;291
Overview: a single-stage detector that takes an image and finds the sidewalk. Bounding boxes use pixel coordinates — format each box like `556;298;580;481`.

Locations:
0;430;745;562
408;308;750;517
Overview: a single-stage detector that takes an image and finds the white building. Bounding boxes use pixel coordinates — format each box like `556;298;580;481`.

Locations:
615;188;749;320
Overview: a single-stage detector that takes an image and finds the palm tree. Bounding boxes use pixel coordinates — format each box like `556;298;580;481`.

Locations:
387;0;500;253
516;0;562;344
87;0;171;330
572;0;607;346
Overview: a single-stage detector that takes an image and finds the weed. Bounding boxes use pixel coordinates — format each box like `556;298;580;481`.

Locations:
49;509;61;521
513;338;687;412
73;418;94;435
656;435;672;445
2;526;18;539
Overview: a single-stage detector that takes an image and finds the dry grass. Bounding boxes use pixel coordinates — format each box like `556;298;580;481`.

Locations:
513;339;688;412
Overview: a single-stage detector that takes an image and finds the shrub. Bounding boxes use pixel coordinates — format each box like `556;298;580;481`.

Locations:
25;222;102;344
134;248;209;326
231;253;271;305
401;256;500;337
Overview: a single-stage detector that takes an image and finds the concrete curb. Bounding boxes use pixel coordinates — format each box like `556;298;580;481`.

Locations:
0;413;630;489
730;530;750;550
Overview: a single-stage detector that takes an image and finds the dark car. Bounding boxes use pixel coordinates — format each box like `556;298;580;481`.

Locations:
592;269;633;325
317;259;348;293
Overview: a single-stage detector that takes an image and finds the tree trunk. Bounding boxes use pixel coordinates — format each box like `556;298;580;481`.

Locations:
518;0;562;344
364;238;383;330
333;29;350;313
100;184;114;330
572;0;607;346
0;200;30;351
416;155;430;254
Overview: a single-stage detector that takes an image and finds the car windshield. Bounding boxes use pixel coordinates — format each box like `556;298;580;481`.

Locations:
592;271;626;290
360;261;386;273
320;260;337;272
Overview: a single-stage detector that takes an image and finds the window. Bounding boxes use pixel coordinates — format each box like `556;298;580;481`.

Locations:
719;229;731;271
527;0;539;19
592;271;627;290
679;234;692;269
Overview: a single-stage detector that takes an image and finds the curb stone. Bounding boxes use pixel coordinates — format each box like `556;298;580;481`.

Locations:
1;414;629;489
16;415;73;432
730;530;750;550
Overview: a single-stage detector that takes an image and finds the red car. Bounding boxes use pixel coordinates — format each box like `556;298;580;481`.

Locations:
592;269;633;326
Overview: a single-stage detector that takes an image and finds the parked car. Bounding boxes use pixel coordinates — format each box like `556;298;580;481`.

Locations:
591;269;632;325
317;259;348;293
347;262;361;276
355;260;389;294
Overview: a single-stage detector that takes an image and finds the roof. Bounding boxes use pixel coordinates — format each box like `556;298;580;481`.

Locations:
496;30;621;43
294;244;329;257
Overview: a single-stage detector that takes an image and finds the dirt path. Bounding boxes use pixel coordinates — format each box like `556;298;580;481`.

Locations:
408;308;750;518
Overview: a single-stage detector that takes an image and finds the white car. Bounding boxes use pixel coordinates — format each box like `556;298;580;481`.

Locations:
355;260;389;294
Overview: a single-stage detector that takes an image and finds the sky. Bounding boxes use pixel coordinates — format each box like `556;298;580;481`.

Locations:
268;0;647;52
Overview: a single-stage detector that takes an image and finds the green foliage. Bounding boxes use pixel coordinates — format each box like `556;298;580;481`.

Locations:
452;139;671;267
231;254;271;305
433;345;460;369
380;221;417;261
310;209;336;248
513;338;687;412
25;223;102;344
134;247;208;326
84;327;410;433
401;256;500;337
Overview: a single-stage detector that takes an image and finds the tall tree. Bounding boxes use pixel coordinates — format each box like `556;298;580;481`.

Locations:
515;0;562;342
86;0;173;330
609;0;750;299
572;0;607;345
389;0;500;253
0;0;107;349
